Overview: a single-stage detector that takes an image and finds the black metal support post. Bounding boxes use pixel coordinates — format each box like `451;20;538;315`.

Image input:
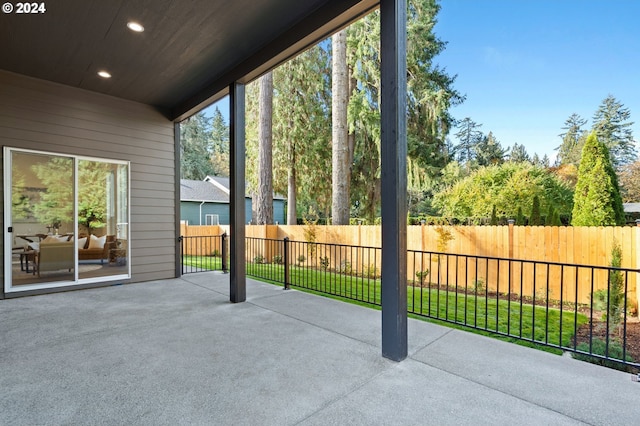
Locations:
230;82;246;303
380;0;408;361
221;232;228;273
283;237;290;290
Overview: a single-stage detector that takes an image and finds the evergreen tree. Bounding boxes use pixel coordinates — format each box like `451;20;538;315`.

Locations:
571;132;625;226
476;131;507;166
180;112;215;179
331;29;350;225
256;71;274;225
530;195;542;226
516;206;525;225
346;0;462;222
453;117;483;165
508;143;530;163
551;209;562;226
209;107;229;176
592;95;636;169
545;203;554;226
556;113;587;166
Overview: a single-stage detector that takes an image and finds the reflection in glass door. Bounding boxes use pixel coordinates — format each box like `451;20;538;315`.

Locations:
77;160;129;280
7;150;75;288
4;148;130;293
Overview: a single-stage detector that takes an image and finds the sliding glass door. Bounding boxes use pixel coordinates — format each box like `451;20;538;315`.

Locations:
4;148;130;293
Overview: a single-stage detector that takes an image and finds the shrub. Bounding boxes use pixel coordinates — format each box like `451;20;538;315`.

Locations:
339;260;352;275
415;270;430;286
363;264;379;279
319;256;330;271
297;254;306;266
211;249;221;257
530;195;542;225
515;206;525;225
253;254;265;264
272;254;283;264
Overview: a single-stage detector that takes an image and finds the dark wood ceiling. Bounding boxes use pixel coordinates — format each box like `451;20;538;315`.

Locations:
0;0;376;120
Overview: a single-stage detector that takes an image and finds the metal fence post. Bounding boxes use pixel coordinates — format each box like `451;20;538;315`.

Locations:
178;235;184;275
283;237;290;290
221;232;228;273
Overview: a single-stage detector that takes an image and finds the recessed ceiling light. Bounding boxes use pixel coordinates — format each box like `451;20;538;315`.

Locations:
97;70;112;79
127;21;144;32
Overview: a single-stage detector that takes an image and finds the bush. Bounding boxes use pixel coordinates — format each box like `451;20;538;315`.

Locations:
253;254;265;264
319;256;330;271
272;254;283;264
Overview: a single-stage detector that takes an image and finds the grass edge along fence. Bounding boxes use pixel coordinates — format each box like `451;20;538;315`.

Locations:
181;234;640;372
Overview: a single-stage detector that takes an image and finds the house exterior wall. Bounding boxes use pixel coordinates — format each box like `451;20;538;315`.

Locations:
181;199;285;225
273;199;285;224
0;71;177;295
181;199;253;225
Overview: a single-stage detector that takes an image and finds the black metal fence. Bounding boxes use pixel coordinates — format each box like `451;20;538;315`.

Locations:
180;234;227;274
181;234;640;371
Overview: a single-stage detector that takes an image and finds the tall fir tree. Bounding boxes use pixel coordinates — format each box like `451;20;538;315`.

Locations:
530;195;542;226
508;143;530;163
556;113;587;166
592;95;636;169
571;132;625;226
475;131;507;166
180;112;215;180
209;107;229;176
453;117;483;165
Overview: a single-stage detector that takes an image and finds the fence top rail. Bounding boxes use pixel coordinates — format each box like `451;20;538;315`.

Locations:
183;234;639;273
246;236;382;251
408;248;640;273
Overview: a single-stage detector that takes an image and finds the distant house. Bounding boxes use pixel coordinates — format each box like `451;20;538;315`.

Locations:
180;176;285;225
624;203;640;221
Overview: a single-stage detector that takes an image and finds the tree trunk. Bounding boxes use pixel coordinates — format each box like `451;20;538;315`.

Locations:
331;29;350;225
287;139;297;225
256;71;274;225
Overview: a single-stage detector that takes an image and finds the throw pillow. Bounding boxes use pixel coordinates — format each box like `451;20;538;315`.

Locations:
77;237;88;249
88;234;107;249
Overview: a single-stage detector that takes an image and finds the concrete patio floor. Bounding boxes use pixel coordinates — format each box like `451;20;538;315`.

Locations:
1;272;639;425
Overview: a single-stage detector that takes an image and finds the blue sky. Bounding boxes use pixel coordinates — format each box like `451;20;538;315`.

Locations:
436;0;640;161
207;0;640;162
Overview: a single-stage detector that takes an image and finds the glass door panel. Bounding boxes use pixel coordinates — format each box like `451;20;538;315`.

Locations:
8;151;75;288
77;160;129;280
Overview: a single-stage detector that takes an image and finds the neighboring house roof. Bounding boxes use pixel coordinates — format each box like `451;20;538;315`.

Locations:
180;179;230;203
623;203;640;213
180;176;285;202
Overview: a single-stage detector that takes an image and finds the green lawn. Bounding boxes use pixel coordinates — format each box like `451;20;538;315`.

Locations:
182;257;589;350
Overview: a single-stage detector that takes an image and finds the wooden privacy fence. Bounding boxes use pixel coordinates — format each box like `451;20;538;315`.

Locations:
181;223;640;307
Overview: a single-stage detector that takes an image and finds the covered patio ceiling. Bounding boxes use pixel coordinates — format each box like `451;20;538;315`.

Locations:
0;0;377;120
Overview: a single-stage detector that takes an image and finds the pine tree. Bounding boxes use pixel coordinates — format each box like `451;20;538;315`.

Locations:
556;113;587;166
571;132;625;226
476;131;507;166
180;112;215;179
256;71;274;225
516;206;525;225
209;107;229;176
530;195;542;226
592;95;636;169
509;143;530;163
331;29;350;225
454;117;483;165
545;203;554;226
